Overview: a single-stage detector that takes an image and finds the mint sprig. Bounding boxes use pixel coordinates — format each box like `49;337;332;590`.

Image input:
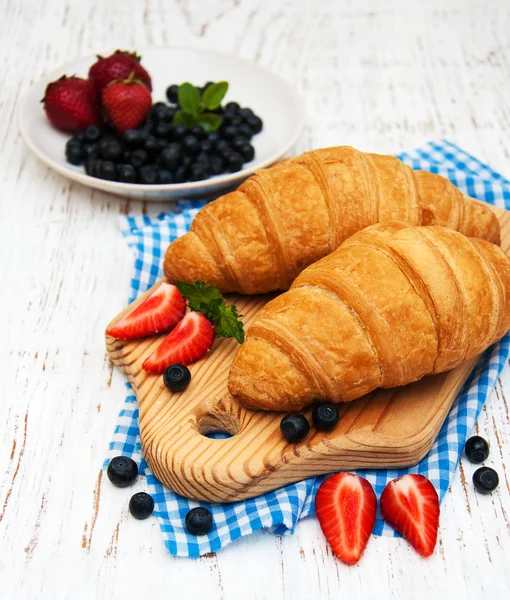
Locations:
172;81;228;132
176;280;244;344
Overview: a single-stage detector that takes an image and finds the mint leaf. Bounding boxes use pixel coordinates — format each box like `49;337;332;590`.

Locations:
172;109;196;128
196;112;222;132
178;82;201;114
215;304;245;343
176;280;244;344
201;81;229;110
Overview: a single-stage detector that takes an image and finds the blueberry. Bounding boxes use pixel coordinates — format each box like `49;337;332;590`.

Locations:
123;129;145;148
229;115;243;127
171;125;188;140
107;456;138;487
157;168;174;184
160;145;182;170
246;115;263;134
144;135;160;157
473;467;499;494
85;158;100;177
166;84;179;104
185;507;213;535
312;403;340;431
123;150;132;162
155;121;173;139
210;155;223;175
190;126;206;140
239;107;254;120
181;155;193;168
182;135;200;155
139;164;158;184
100;140;124;162
163;364;191;392
237;142;255;162
189;163;210;181
226;152;244;172
72;131;86;144
130;149;149;168
225;101;240;112
129;492;154;520
97;160;117;181
221;125;238;140
151;103;172;123
215;139;231;155
84;143;100;160
280;413;310;443
65;140;85;165
465;436;490;463
195;151;211;167
207;132;220;145
238;124;253;140
200;140;213;154
83;124;102;143
117;164;137;183
174;165;188;183
156;138;168;152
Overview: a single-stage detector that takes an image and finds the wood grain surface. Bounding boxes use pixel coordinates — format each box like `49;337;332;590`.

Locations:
2;0;510;598
106;221;509;502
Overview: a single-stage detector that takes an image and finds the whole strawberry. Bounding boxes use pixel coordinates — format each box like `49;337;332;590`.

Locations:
101;73;152;133
89;50;152;94
42;75;101;133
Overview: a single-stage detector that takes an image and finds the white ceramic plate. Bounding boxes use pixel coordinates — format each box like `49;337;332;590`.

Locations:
18;47;304;201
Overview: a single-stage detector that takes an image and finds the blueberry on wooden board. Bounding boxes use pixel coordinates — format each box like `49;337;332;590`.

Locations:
280;413;310;442
312;403;340;431
163;364;191;392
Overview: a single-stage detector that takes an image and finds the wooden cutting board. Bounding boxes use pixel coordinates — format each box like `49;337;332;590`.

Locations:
106;208;510;502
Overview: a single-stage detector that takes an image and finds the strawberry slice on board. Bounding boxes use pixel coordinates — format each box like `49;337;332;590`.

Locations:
315;472;377;565
142;311;215;372
380;473;440;558
106;282;186;340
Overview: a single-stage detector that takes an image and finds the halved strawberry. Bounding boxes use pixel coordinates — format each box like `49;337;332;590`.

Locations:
380;474;439;557
106;282;186;340
315;472;377;565
142;312;215;372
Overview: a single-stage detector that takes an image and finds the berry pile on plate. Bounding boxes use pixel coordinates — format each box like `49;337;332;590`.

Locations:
42;50;263;185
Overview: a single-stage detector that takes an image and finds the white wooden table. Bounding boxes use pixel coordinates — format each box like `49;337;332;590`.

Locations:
2;0;510;597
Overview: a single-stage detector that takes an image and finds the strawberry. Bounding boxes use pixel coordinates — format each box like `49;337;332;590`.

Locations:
106;282;186;340
89;50;152;94
101;73;152;133
42;75;101;133
142;312;215;372
315;472;376;565
380;474;440;558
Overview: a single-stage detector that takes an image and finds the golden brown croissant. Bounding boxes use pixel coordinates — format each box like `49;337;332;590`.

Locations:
164;147;500;294
228;221;510;411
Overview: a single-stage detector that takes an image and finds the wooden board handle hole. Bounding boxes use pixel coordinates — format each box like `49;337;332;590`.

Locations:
197;411;240;440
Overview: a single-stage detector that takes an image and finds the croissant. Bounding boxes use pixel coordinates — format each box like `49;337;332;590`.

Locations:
228;221;510;411
164;146;500;294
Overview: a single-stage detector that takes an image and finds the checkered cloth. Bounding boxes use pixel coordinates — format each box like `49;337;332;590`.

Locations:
105;140;510;558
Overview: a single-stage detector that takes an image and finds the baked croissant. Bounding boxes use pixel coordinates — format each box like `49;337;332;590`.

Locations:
164;146;500;294
228;221;510;411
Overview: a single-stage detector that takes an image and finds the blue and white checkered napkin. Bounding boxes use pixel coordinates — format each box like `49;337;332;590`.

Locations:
105;140;510;558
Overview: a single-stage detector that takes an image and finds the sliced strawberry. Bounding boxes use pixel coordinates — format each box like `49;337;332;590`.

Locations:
142;312;215;372
315;472;377;565
380;474;439;557
106;282;186;340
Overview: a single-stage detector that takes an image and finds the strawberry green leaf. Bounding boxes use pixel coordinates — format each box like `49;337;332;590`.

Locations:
201;81;229;110
196;112;222;132
172;109;196;128
176;280;244;343
178;82;201;114
215;304;245;343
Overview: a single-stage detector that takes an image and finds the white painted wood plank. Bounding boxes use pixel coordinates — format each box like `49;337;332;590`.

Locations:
1;0;510;598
